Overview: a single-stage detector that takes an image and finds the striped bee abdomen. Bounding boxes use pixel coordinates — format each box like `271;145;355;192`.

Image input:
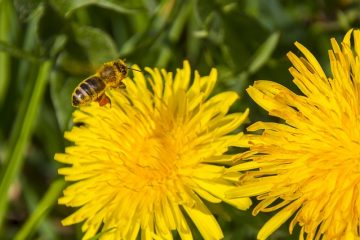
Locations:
72;76;106;107
85;77;106;92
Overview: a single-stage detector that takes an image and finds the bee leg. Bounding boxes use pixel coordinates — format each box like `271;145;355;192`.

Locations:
118;81;126;89
97;93;111;107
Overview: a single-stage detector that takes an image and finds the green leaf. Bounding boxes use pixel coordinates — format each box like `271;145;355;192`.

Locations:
72;24;118;65
50;73;78;132
248;31;280;74
57;24;118;75
196;0;242;23
13;0;42;21
49;0;139;17
37;2;67;53
195;1;268;71
221;10;268;71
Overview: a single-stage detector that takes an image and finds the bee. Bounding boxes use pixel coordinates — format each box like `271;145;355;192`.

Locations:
72;59;129;107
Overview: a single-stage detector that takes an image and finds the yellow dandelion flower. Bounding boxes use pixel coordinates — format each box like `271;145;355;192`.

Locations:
55;60;251;240
227;29;360;240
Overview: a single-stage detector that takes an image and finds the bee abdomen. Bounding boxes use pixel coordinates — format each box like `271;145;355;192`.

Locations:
72;76;106;107
85;77;106;91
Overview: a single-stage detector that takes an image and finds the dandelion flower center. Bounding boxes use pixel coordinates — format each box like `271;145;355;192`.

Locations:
122;124;181;191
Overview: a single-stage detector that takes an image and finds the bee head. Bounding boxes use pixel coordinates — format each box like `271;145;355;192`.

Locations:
114;60;128;77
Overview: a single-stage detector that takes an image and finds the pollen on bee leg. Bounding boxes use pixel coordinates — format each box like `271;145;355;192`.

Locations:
97;94;111;107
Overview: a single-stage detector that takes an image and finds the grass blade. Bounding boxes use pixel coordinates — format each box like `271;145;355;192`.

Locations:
0;61;52;231
14;179;66;240
0;0;12;106
248;32;280;74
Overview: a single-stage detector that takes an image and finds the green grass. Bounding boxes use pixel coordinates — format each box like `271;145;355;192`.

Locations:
14;179;65;240
0;61;52;232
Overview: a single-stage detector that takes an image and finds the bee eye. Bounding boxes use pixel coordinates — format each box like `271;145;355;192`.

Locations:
122;68;127;76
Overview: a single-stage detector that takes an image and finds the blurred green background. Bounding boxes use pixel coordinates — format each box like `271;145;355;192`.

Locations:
0;0;359;239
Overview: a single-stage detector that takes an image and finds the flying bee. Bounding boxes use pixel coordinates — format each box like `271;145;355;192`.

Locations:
72;59;133;107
